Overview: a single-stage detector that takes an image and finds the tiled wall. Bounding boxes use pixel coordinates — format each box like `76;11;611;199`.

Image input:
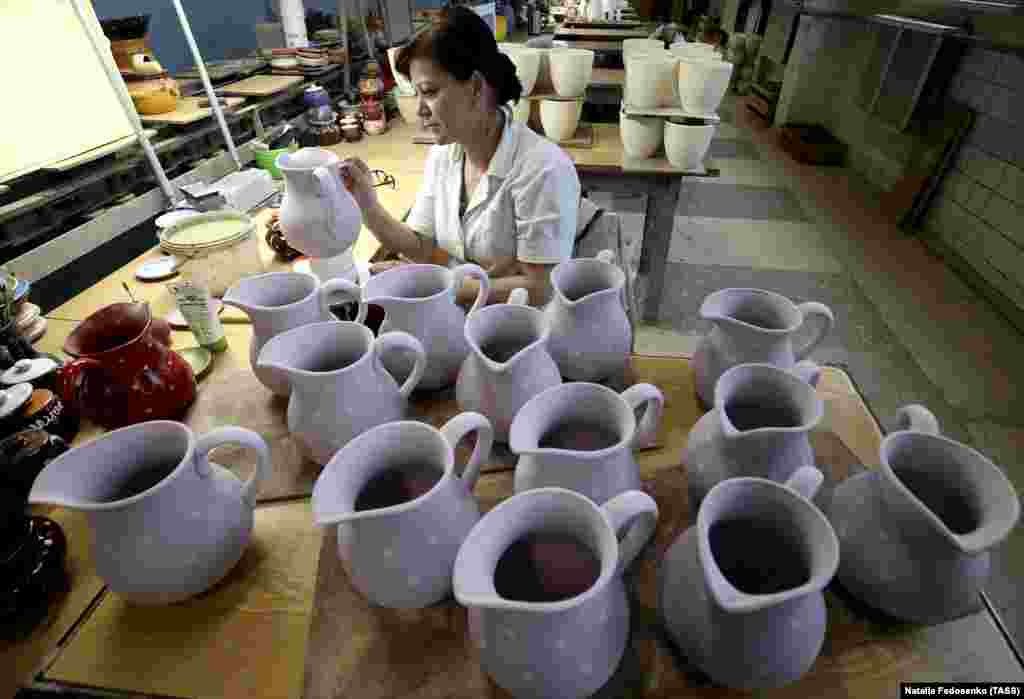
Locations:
924;47;1024;312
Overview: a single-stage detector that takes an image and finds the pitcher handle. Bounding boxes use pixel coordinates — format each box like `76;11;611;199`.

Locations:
507;287;530;306
451;264;491;313
57;358;104;414
194;427;273;508
791;360;822;387
793;302;834;361
372;331;426;398
602;490;659;573
440;412;494;493
896;404;940;435
784;466;824;501
319;278;367;324
621;383;664;450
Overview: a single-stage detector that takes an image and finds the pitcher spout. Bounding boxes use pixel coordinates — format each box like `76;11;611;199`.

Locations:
28;420;192;511
699;288;801;335
698;476;839;615
222;272;320;321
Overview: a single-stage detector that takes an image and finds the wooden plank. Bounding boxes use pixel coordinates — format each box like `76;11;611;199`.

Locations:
554;25;653;40
622;103;722;121
562;19;648;28
44;502;322;699
139;97;246;126
553;39;626;52
622;153;715;176
40;131;155;173
297;355;1022;699
0;507;106;699
219;75;304;97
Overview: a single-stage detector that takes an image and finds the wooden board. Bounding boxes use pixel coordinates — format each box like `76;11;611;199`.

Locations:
553;40;627;52
0;507;106;699
139;97;246;126
44;502;321;699
218;75;304;97
562;19;649;28
298;357;1007;699
41;131;156;172
0;0;135;184
551;122;597;148
622;151;717;176
622;102;722;122
555;26;654;40
183;368;321;502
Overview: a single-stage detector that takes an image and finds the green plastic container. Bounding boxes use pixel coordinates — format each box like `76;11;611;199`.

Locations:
254;147;292;180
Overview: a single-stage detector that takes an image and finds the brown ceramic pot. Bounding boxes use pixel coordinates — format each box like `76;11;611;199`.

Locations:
59;303;195;429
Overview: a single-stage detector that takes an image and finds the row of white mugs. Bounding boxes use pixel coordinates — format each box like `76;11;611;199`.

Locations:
389;39;732;115
621;112;716;168
624;43;735;114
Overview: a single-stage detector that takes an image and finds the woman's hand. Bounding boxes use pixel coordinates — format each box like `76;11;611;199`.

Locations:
339;157;379;212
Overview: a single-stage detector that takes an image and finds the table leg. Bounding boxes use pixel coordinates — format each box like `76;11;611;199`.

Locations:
640;174;681;322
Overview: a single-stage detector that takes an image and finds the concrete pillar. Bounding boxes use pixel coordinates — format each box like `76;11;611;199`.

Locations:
774;15;836;127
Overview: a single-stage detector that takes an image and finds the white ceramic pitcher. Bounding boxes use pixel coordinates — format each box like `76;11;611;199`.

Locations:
659;467;838;690
456;288;562;443
545;249;632;382
686;362;823;511
28;421;272;605
826;405;1021;624
510;381;664;504
693;287;834;406
223;271;360;396
313;413;494;608
276;148;361;259
256;321;426;465
454;487;658;699
343;263;491;391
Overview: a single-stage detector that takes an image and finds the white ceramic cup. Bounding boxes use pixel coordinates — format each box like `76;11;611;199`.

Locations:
547;48;595;98
626;53;678;108
677;56;734;115
540;98;581;142
501;47;541;96
622;38;663;57
664;119;716;171
620;112;663;160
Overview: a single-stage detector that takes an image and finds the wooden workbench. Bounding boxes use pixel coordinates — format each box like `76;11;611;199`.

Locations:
7;328;1023;697
4;114;1023;693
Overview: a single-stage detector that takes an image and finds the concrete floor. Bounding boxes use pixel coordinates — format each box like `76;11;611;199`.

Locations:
632;94;1024;655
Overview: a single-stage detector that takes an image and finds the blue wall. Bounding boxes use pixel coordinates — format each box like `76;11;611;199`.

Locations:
94;0;343;72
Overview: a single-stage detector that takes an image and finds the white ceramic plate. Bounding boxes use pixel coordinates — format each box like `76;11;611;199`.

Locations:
155;209;201;229
135;256;181;282
135;255;181;282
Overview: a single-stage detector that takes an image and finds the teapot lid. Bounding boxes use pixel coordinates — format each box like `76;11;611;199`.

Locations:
0;383;33;420
1;358;60;386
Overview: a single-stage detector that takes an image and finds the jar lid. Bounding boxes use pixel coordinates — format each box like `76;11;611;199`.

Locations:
0;358;58;387
0;383;33;420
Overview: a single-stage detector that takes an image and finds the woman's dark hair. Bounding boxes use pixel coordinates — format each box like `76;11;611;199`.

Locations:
395;6;523;105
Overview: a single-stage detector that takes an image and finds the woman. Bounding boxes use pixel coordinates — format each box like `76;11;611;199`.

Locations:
340;6;582;307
